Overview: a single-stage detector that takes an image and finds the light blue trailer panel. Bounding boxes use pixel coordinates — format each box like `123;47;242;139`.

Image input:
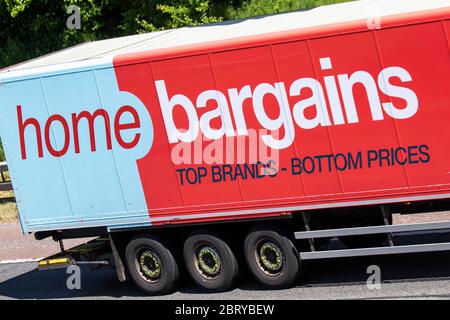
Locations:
0;63;153;233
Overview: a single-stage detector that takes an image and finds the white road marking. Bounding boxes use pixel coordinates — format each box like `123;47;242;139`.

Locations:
0;258;43;264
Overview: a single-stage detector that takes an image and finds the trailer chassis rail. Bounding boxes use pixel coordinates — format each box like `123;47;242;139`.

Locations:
295;215;450;260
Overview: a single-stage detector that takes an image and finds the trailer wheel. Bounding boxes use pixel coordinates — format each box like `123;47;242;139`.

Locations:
244;226;299;289
125;235;179;295
183;232;238;292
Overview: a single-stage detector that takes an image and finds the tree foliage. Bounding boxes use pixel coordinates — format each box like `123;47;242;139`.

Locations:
0;0;348;68
226;0;348;19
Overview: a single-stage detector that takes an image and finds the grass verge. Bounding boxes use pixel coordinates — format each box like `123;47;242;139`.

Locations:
0;190;18;223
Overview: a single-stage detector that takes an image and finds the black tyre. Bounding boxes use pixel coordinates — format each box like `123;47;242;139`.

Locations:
183;232;238;292
244;226;299;289
125;235;179;295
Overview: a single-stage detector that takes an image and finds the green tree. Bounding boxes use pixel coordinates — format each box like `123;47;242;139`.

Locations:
0;0;348;68
226;0;349;19
120;0;228;33
0;139;4;162
0;0;234;67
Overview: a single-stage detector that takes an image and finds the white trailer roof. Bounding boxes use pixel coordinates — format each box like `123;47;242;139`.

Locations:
1;0;449;77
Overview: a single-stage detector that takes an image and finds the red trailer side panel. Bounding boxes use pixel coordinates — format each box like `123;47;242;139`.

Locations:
113;9;450;225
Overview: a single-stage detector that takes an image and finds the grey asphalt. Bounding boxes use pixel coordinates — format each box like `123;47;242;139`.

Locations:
2;235;450;300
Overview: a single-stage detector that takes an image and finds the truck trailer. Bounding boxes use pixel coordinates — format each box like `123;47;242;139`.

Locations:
0;0;449;294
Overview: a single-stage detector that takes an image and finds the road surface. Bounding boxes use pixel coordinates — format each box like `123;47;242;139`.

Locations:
2;238;450;299
2;212;450;300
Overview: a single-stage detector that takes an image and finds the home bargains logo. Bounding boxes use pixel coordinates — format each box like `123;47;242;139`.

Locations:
16;57;418;160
